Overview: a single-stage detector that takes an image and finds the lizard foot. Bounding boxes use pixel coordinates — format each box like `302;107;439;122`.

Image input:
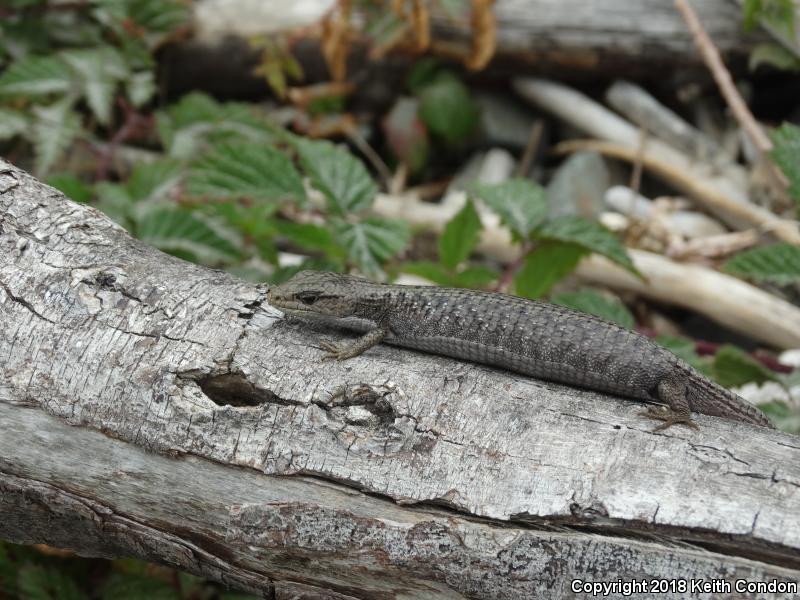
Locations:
319;340;351;360
640;405;699;432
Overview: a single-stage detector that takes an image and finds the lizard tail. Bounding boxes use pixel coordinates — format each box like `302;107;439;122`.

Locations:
686;373;775;429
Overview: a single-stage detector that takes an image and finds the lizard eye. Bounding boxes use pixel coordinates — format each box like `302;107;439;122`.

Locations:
297;291;319;305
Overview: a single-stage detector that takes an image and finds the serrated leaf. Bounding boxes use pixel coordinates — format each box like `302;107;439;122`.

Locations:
551;289;634;329
656;335;712;377
514;241;588;299
418;73;479;145
713;344;779;388
295;138;377;215
472;178;548;239
31;98;83;175
275;220;338;254
60;47;127;125
128;0;190;34
136;207;241;265
334;218;409;276
771;122;800;201
187;142;304;204
17;564;88;600
126;70;155;107
724;242;800;285
125;159;183;202
534;216;637;274
46;173;93;203
440;199;481;269
94;181;134;226
156;93;278;159
0;107;28;140
0;55;71;96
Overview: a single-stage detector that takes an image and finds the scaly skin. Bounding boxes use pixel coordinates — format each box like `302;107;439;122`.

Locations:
268;270;775;431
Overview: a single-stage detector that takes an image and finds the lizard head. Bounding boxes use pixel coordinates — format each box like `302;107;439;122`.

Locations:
268;270;364;320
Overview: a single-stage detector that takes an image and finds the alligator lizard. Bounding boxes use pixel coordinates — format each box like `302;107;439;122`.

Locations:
268;270;774;431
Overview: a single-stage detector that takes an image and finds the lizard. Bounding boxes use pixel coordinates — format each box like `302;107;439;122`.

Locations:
267;270;775;431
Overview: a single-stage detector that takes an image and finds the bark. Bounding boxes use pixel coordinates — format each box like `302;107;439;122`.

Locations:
1;158;799;599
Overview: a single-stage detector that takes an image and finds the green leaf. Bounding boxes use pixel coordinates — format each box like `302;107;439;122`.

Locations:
94;182;134;225
743;0;761;30
127;0;191;34
399;262;496;288
418;73;480;145
275;220;339;255
46;173;93;203
60;47;128;125
440;199;482;269
295;138;377;215
724;243;800;285
101;573;180;600
534;216;637;274
0;542;17;597
472;178;548;239
0;108;28;140
187;142;305;204
514;241;588;299
757;399;800;434
551;289;635;329
31;98;83;175
126;70;156;107
400;261;454;286
126;159;183;202
206;200;279;265
749;43;800;71
742;0;795;36
334;218;410;276
17;564;88;600
0;55;71;96
452;265;498;288
713;344;779;388
136;207;241;265
156;93;278;159
406;58;442;94
656;335;713;377
771;122;800;201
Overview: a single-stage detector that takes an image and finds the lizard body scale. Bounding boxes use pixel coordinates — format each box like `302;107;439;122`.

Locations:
268;270;774;431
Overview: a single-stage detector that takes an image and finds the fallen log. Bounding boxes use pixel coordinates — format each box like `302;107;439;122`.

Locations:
1;159;798;598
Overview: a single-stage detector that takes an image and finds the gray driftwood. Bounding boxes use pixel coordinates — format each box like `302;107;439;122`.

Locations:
1;158;799;599
167;0;765;98
197;0;762;64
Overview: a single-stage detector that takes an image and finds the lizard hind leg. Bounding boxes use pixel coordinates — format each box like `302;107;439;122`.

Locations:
640;376;700;432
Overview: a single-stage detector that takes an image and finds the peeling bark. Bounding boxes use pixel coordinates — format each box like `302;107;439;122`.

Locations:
1;159;799;598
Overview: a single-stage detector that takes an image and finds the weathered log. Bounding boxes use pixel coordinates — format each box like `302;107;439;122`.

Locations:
165;0;766;98
1;159;799;598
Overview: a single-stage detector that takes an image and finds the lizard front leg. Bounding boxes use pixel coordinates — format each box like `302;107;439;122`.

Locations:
641;375;700;432
319;327;387;360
